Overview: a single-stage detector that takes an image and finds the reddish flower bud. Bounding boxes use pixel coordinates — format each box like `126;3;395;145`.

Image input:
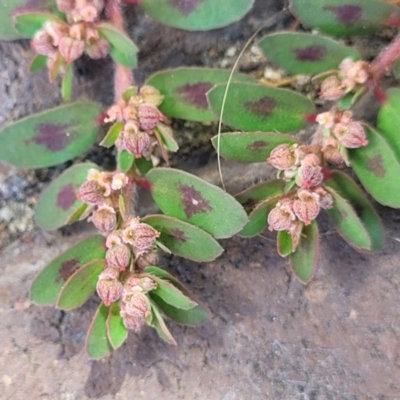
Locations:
85;38;109;59
293;189;320;225
268;200;296;232
78;180;106;205
138;103;163;131
333;122;368;148
91;204;116;232
96;268;123;306
32;30;58;58
121;310;144;331
59;36;85;62
122;130;152;158
319;75;344;101
122;219;160;255
295;154;323;189
106;244;131;271
135;250;159;270
79;5;98;22
267;144;297;170
122;291;151;318
321;137;345;166
106;230;123;248
314;187;333;210
139;85;164;106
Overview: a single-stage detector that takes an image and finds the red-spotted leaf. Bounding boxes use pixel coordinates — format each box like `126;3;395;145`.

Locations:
1;0;53;40
106;302;128;349
290;0;400;37
207;82;315;132
30;235;106;305
142;214;223;261
86;303;113;359
277;230;293;257
150;302;177;345
56;259;105;310
147;168;248;239
377;88;400;161
0;102;103;168
34;163;98;230
212;132;299;163
289;220;319;284
146;67;256;122
324;170;384;252
97;22;138;68
348;125;400;208
239;196;280;238
140;0;254;31
235;180;286;213
259;31;360;75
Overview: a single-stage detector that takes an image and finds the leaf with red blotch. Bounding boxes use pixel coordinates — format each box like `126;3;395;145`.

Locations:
145;67;256;122
258;31;360;75
34;163;98;230
207;82;315;132
30;235;106;305
0;102;103;168
290;0;400;37
140;0;254;31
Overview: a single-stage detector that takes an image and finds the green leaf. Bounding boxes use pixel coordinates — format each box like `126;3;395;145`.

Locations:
212;132;299;163
0;102;103;168
146;67;256;121
143;214;223;261
393;58;400;80
61;62;73;102
149;302;177;345
136;157;153;174
56;259;105;310
117;150;135;173
156;124;179;152
147;168;248;239
100;121;124;148
324;170;384;252
122;86;138;101
86;303;113;359
258;31;360;75
348;125;400;208
64;202;90;225
30;54;47;73
289;220;319;284
30;235;106;305
34;163;97;230
289;0;400;37
140;0;254;31
14;12;62;37
277;230;293;257
377;88;400;161
235;180;286;213
106;302;128;350
239;197;279;238
98;22;138;68
208;82;315;132
149;275;197;310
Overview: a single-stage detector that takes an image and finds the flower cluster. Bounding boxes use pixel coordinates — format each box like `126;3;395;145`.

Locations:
104;86;169;158
313;109;368;166
319;57;371;101
267;144;333;250
31;0;109;79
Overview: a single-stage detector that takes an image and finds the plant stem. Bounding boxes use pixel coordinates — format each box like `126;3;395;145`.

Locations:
371;33;400;80
106;0;134;101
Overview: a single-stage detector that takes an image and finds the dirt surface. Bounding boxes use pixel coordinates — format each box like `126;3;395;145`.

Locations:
1;1;400;399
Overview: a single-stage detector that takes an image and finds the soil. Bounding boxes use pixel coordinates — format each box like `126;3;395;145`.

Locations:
1;1;400;399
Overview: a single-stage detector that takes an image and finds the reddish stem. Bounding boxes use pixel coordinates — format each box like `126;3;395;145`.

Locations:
371;33;400;81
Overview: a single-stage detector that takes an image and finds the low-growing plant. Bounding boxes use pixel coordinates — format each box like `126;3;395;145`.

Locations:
1;0;400;358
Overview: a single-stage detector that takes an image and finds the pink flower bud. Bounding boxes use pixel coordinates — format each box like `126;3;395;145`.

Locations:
79;5;98;22
59;36;85;62
295;154;323;189
106;244;131;271
96;269;123;306
268;200;296;232
85;37;109;59
105;104;124;123
139;277;157;292
340;58;370;84
319;75;344;101
314;187;333;210
120;310;144;331
106;230;123;248
267;144;297;170
122;219;160;255
138;103;163;131
56;0;74;13
321;137;345;166
32;30;58;58
293;189;320;225
91;204;116;232
333;122;368;148
139;85;164;106
78;180;106;205
135;250;159;270
316;112;335;129
111;173;129;191
122;130;152;158
122;291;151;318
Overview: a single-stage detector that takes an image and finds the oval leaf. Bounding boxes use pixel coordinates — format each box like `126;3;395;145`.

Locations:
14;12;62;37
146;67;256;122
56;259;105;310
117;150;135;173
30;54;47;73
377;88;400;161
147;168;248;239
289;220;319;284
207;82;315;132
259;31;360;75
277;230;293;257
34;163;98;230
30;235;106;305
140;0;254;31
212;131;299;163
61;62;74;102
106;302;128;350
0;102;103;168
290;0;400;37
348;125;400;208
86;303;113;359
324;170;384;252
235;180;285;213
142;214;223;262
